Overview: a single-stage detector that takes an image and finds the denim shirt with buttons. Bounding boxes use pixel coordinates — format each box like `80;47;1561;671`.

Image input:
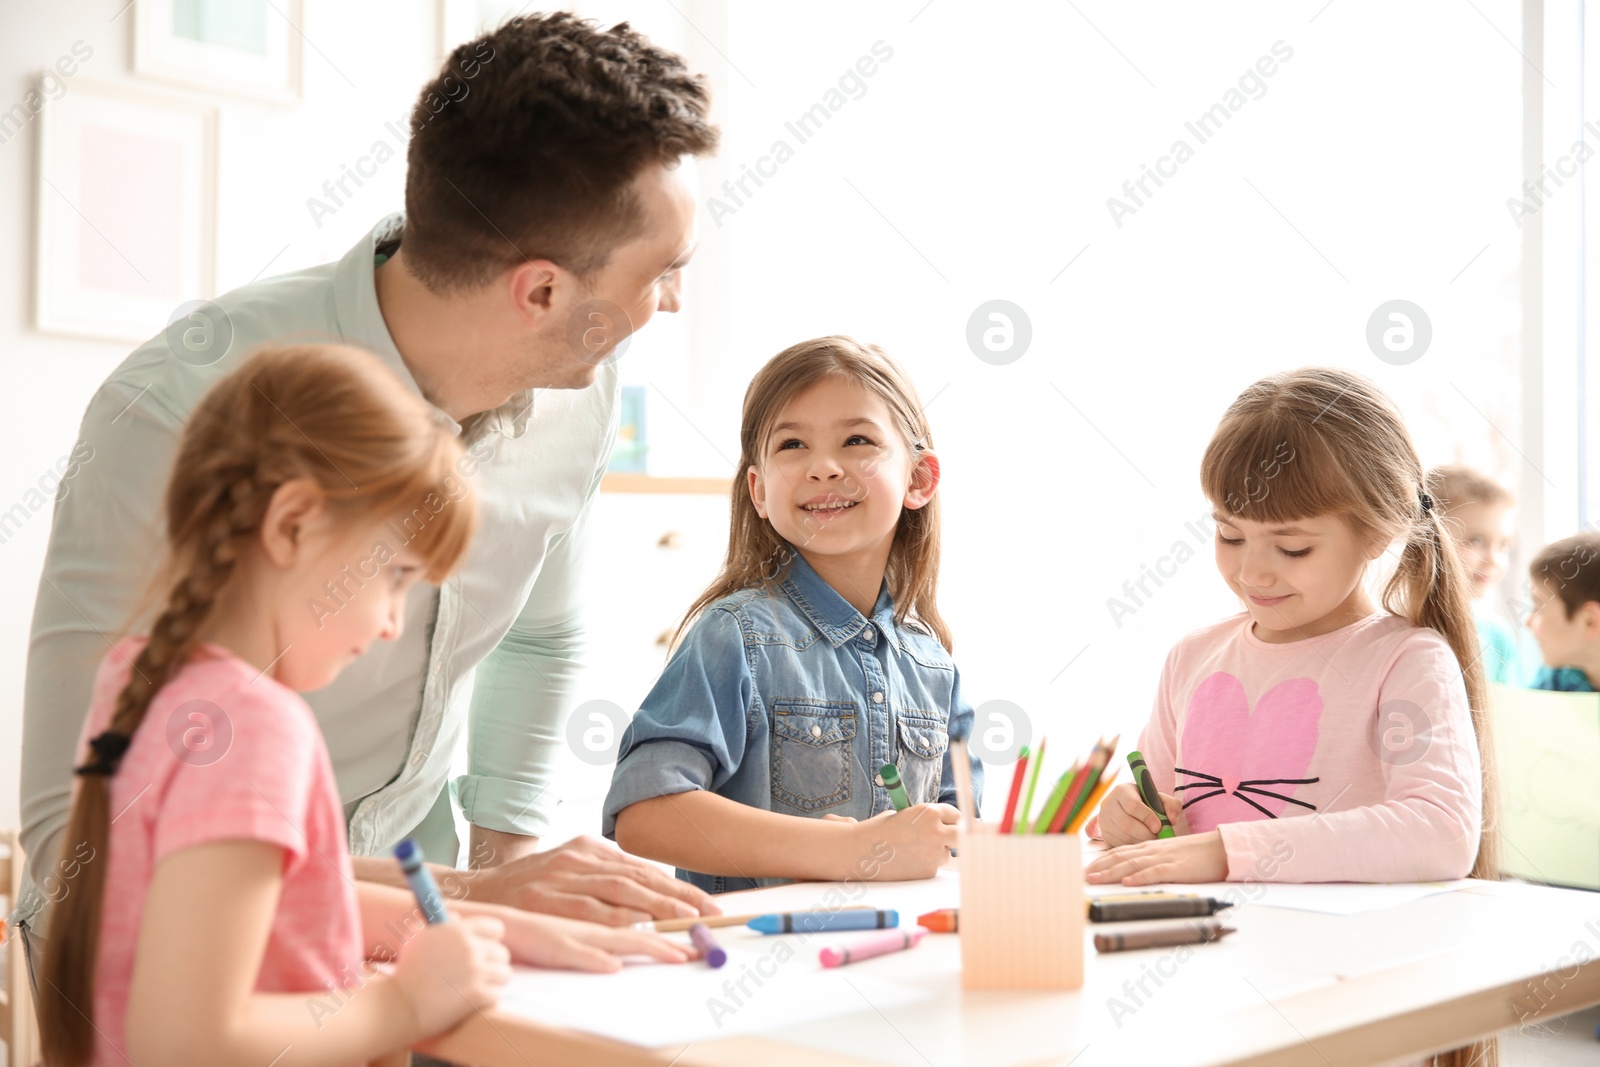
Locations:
602;548;983;894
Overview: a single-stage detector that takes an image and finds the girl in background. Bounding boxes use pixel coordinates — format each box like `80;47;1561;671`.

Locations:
1425;465;1531;686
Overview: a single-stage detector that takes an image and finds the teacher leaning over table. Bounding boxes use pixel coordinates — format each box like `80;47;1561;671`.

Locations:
13;11;722;970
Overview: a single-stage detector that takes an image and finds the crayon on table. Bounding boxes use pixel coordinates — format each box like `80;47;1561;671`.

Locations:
880;763;911;812
689;923;727;968
924;896;1203;931
1090;896;1235;923
819;927;927;968
1094;920;1235;953
649;907;873;933
394;838;448;924
1127;749;1176;839
748;909;899;934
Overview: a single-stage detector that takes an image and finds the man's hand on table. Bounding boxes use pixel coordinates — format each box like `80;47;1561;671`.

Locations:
458;835;722;926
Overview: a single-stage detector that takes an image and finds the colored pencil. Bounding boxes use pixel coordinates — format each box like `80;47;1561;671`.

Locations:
1065;770;1120;835
1017;737;1048;832
950;739;976;828
1055;735;1120;833
1031;761;1080;834
999;745;1030;833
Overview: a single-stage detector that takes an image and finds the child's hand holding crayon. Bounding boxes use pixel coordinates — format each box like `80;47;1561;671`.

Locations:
391;914;511;1037
1095;783;1190;846
848;802;961;879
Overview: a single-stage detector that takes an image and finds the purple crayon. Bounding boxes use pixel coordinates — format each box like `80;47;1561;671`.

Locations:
690;922;727;968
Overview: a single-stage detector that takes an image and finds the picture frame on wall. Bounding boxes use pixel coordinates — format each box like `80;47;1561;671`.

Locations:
135;0;303;103
608;385;649;474
34;79;217;343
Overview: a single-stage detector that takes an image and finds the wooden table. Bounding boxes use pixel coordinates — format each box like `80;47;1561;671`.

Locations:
420;872;1600;1067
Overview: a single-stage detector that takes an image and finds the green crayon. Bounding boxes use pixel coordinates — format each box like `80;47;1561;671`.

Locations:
1127;750;1176;839
881;763;911;811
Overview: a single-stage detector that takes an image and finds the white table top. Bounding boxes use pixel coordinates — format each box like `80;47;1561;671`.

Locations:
423;870;1600;1067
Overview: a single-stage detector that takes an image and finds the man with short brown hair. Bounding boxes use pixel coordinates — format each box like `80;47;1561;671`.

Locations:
17;12;721;966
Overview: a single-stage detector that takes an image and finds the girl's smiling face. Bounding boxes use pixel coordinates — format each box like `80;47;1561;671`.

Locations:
1212;509;1385;643
747;376;936;573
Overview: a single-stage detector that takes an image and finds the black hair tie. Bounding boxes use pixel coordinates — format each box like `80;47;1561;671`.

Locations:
1419;492;1434;515
76;730;132;777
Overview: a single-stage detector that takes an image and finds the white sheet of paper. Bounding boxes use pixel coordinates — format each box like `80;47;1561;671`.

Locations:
496;929;939;1047
1228;879;1474;915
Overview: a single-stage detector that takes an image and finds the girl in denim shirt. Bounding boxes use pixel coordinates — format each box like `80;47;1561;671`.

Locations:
604;336;982;893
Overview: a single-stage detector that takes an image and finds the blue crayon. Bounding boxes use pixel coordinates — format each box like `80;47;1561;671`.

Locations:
394;838;449;924
747;909;899;935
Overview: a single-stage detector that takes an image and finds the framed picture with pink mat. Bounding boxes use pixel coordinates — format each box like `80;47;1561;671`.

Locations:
34;78;216;342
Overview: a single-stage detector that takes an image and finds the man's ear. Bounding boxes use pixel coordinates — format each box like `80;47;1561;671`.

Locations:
903;450;941;511
507;259;561;328
259;478;328;568
747;465;769;519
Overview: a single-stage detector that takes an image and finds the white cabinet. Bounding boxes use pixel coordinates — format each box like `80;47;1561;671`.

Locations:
548;483;733;843
576;483;732;712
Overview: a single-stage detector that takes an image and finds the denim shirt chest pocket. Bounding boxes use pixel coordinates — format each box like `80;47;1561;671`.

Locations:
770;699;858;812
894;708;949;806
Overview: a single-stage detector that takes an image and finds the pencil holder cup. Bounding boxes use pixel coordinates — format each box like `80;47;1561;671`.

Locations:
958;829;1084;990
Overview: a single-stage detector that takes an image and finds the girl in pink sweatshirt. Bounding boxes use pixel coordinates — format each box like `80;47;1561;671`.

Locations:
1087;367;1496;892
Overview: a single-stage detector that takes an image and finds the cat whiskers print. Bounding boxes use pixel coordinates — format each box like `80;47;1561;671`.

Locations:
1174;767;1320;819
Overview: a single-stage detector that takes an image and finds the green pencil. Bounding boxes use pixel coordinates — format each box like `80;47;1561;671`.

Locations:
1016;737;1048;832
1032;762;1080;835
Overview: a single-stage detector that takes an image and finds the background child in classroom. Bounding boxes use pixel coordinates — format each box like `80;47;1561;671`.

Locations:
1087;367;1496;894
1524;531;1600;692
603;336;980;893
37;345;690;1067
1425;465;1532;685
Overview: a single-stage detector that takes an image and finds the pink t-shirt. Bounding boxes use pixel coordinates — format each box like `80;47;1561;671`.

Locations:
81;637;364;1064
1136;612;1483;883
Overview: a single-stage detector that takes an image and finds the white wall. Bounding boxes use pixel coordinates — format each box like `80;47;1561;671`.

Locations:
659;0;1529;816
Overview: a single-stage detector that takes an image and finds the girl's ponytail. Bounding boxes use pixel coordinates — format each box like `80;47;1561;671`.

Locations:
37;475;267;1066
1382;494;1498;884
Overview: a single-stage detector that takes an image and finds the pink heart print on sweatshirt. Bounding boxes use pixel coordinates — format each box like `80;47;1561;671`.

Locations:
1175;671;1323;832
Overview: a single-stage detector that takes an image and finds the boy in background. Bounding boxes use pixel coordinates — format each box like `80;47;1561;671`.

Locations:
1525;531;1600;692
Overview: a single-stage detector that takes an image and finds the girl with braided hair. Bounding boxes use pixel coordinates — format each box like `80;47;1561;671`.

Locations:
36;344;692;1067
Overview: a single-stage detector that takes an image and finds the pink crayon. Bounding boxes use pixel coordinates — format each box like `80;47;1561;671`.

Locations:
818;927;927;969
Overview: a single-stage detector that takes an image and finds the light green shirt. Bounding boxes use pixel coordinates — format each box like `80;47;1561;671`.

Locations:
17;216;618;920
